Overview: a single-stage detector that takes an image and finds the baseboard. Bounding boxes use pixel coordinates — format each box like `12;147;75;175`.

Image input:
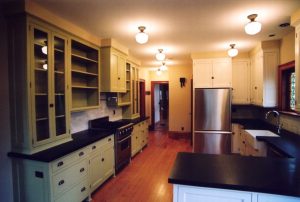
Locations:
168;131;191;139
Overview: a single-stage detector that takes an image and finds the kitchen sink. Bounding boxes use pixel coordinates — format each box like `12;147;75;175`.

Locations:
244;130;279;149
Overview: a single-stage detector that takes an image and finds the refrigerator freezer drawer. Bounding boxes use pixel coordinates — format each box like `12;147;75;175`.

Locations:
193;132;231;154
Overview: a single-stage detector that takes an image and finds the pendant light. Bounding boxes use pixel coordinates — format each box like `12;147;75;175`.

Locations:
135;26;148;44
156;49;166;61
227;44;238;57
160;62;168;71
244;14;262;35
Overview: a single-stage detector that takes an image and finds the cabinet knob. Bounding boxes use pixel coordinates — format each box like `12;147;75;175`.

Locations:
81;187;86;192
50;103;54;108
108;138;111;142
211;76;214;79
57;161;64;167
80;168;85;173
92;145;96;150
118;77;120;80
58;180;65;186
79;151;84;156
254;86;257;90
102;158;104;162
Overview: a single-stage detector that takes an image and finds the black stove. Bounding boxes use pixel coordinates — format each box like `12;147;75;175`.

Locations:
89;117;133;173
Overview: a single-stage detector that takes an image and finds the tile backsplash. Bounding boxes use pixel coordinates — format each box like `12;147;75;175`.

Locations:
71;94;122;133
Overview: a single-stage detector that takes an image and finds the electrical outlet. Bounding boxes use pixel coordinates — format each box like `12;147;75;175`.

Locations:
181;127;184;131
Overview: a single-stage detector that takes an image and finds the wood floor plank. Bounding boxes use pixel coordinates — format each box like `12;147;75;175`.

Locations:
91;130;192;202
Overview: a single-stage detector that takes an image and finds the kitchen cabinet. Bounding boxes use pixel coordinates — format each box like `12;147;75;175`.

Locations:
123;62;140;119
89;135;114;193
100;47;127;93
173;184;300;202
71;38;100;111
131;120;148;157
7;15;71;154
294;23;300;112
231;124;243;154
232;59;250;104
193;58;232;88
250;43;279;107
11;134;114;202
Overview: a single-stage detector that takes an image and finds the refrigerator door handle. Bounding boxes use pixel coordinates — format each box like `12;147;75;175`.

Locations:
194;131;232;134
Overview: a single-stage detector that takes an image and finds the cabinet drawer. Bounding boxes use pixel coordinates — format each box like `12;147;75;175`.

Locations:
53;159;88;197
90;135;114;154
51;147;89;173
55;178;89;202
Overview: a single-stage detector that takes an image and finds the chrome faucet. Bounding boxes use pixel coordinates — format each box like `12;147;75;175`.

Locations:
265;110;282;134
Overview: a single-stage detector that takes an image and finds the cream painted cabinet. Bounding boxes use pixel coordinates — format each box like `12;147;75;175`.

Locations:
7;15;71;154
250;44;279;107
131;120;148;157
101;47;127;92
89;135;114;193
232;59;250;104
193;58;232;88
294;23;300;111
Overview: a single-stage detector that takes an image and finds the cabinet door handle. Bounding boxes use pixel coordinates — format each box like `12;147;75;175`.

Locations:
92;145;96;150
211;76;214;79
118;77;120;80
79;151;84;156
108;138;111;142
80;168;85;173
58;180;65;186
57;161;64;167
101;158;104;162
49;103;54;108
81;187;86;192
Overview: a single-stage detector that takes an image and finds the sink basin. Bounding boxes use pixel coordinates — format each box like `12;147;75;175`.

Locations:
245;130;280;138
244;130;279;149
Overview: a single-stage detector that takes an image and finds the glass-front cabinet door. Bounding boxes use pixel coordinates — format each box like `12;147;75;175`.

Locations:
31;24;69;146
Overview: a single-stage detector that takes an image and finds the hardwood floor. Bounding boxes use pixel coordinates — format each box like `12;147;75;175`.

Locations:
91;130;192;202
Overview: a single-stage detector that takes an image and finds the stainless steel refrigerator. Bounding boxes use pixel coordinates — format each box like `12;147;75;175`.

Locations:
193;88;232;154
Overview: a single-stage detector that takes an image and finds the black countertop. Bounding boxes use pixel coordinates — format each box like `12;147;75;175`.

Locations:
168;152;300;197
8;129;114;162
169;118;300;197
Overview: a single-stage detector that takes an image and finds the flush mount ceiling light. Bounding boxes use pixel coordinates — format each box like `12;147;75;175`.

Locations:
160;62;168;71
244;14;262;35
227;44;238;57
156;68;162;76
135;26;148;44
156;49;166;61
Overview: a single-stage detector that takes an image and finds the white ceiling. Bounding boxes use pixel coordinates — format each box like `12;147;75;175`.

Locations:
34;0;300;68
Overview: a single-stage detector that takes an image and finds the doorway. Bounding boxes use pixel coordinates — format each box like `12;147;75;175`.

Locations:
151;81;169;131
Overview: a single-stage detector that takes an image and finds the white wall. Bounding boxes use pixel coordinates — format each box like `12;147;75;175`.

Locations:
0;5;14;201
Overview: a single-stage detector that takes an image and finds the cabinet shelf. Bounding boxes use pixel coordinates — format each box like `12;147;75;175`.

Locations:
34;42;64;53
36;117;48;122
72;85;98;89
55;70;64;74
72;69;98;77
36;93;47;96
35;68;48;72
56;115;65;118
55;93;65;96
72;53;98;63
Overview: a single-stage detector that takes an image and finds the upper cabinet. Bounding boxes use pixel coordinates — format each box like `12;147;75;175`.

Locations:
292;12;300;112
70;39;100;111
100;47;127;93
193;58;232;88
7;15;72;154
250;42;279;107
232;59;251;104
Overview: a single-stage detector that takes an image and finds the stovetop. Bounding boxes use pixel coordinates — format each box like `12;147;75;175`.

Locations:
89;116;132;131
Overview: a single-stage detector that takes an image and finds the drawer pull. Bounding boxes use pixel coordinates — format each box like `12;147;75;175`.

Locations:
102;158;104;162
81;187;86;192
57;161;64;167
108;138;112;142
92;145;96;150
58;180;65;186
79;151;84;156
80;168;85;173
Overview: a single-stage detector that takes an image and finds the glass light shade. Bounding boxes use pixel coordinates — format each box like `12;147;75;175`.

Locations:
42;63;48;70
227;48;238;57
244;21;262;35
156;52;166;61
156;68;162;76
41;46;48;54
135;32;148;44
160;64;168;71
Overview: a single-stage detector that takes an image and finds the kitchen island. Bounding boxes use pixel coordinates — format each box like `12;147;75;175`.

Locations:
168;152;300;202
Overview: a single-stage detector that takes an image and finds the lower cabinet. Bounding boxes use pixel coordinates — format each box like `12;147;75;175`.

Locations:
11;134;114;202
131;120;149;157
173;185;300;202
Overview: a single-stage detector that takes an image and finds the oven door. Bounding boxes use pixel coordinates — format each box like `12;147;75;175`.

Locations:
116;135;131;170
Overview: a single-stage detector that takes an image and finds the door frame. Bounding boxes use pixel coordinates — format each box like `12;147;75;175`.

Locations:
139;79;146;118
150;81;169;129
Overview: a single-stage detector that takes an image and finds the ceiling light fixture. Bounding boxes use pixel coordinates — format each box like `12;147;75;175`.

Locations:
227;44;238;57
244;14;262;35
156;49;166;61
156;68;162;76
135;26;148;44
160;62;168;71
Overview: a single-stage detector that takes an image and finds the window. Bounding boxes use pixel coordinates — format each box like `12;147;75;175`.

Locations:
278;61;295;111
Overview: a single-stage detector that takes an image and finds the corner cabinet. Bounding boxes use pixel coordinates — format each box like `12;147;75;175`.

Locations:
7;15;71;154
70;39;100;111
250;47;279;107
193;58;232;88
100;47;127;93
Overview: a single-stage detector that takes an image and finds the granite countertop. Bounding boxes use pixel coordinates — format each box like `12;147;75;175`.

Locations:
8;129;114;162
169;118;300;197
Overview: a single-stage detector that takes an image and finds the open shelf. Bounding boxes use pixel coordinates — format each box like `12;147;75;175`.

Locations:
72;69;98;76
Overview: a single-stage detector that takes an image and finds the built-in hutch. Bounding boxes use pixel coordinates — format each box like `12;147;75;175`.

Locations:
292;11;300;112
